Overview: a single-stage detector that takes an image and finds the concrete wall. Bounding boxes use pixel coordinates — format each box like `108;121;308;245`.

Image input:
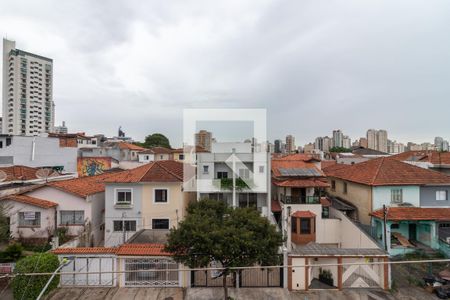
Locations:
327;178;373;225
3;199;55;239
0;135;77;172
420;185;450;207
88;192;105;246
373;186;420;208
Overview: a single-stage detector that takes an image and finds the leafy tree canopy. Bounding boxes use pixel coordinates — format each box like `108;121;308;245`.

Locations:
12;253;60;300
143;133;171;148
165;199;283;298
0;203;10;243
329;146;352;153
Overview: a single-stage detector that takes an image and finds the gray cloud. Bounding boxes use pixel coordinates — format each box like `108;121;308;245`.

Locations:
1;0;449;146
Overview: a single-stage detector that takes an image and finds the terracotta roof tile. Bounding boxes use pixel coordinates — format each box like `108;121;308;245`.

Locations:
271;199;282;213
105;160;187;183
321;160;337;169
118;142;146;151
390;150;450;165
292;211;316;218
275;153;320;162
116;243;171;256
52;247;116;254
0;165;59;182
324;157;450;186
370;207;450;221
273;179;330;188
139;147;172;154
1;194;57;209
48;172;119;197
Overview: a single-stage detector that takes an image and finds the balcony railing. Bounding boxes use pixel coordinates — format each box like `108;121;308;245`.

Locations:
280;195;320;204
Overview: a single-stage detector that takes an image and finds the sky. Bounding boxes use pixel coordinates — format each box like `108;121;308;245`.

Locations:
1;0;450;147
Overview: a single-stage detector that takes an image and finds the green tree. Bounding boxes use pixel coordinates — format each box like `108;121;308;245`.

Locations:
0;203;10;243
329;146;352;153
165;199;283;300
12;253;60;300
143;133;171;148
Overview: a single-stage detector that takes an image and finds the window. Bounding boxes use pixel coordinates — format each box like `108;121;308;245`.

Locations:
152;219;169;229
322;207;329;219
239;168;250;179
159;155;164;159
300;218;312;234
179;154;184;160
60;211;84;225
113;220;137;232
291;217;297;233
6;138;11;146
331;180;336;191
391;223;399;229
203;165;209;174
116;189;132;205
154;189;168;203
217;171;228;179
391;189;403;204
18;212;40;227
343;182;348;194
436;190;448;201
259;166;264;173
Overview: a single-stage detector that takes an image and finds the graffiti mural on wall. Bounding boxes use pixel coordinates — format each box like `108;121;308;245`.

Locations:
77;157;112;177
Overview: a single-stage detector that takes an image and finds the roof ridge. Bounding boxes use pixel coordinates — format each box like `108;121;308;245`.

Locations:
371;157;386;185
137;161;157;182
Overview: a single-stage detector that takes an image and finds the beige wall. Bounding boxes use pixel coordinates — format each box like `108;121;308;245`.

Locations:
291;257;306;290
141;182;195;229
327;178;373;225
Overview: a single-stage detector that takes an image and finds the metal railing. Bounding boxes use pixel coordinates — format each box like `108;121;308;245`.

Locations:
280;195;320;204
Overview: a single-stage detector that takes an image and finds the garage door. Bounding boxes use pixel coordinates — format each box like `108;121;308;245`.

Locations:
60;256;115;286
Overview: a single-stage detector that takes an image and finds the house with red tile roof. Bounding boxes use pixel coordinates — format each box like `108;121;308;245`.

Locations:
324;157;450;256
103;160;195;247
11;172;122;246
389;150;450;176
0;194;58;243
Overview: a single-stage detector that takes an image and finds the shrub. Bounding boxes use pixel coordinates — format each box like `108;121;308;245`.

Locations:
56;226;70;245
12;253;60;300
0;243;23;263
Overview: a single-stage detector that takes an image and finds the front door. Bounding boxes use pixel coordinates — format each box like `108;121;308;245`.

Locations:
409;223;417;241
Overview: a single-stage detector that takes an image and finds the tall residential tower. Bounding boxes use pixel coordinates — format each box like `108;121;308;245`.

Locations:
2;39;55;135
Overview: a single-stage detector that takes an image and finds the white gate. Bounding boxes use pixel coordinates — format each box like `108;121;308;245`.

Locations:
60;255;116;286
342;258;383;288
124;258;179;287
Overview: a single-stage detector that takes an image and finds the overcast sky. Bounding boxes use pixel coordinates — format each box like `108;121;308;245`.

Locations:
1;0;450;147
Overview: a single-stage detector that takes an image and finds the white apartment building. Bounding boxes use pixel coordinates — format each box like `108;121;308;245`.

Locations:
2;39;55;136
367;129;388;153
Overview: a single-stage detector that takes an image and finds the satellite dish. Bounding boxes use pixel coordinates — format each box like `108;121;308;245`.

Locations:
36;168;53;179
0;170;7;182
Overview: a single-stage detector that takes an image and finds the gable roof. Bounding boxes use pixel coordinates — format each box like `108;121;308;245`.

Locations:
139;147;173;155
104;160;185;183
324;157;450;186
118;142;146;151
47;172;118;197
390;150;450;165
371;207;450;221
351;146;389;156
1;194;57;209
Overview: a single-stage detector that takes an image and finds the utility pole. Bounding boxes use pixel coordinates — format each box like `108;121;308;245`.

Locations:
383;205;388;251
232;148;236;208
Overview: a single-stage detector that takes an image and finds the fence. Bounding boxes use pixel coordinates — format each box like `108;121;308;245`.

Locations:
124;258;178;287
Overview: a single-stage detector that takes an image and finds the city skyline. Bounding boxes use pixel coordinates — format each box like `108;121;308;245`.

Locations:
1;1;450;146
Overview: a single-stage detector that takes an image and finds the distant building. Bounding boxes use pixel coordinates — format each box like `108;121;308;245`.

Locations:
387;140;405;154
342;135;351;149
435;137;449;151
54;121;68;134
303;143;315;153
332;130;343;148
274;139;282;153
2;39;55;135
359;137;368;148
285;135;296;153
195;130;212;152
367;129;388;153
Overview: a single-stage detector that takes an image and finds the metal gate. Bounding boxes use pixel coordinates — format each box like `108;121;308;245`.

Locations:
124;258;179;287
191;267;283;288
60;256;115;286
342;258;383;288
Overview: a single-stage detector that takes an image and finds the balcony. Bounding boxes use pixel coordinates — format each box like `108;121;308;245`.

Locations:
280;195;320;204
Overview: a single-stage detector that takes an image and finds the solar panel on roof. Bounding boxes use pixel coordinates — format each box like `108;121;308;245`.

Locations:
279;168;322;177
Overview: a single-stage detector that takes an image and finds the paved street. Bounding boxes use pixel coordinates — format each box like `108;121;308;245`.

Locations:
41;287;441;300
